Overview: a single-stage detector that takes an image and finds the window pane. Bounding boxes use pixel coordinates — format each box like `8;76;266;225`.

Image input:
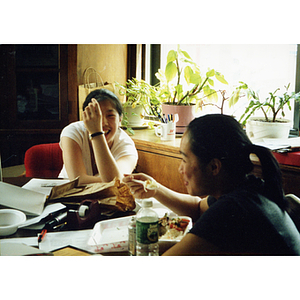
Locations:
160;44;297;125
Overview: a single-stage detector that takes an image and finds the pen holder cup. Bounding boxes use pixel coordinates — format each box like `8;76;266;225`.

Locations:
155;122;176;141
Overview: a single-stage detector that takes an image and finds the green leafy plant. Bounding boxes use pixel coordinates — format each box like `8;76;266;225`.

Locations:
239;83;300;125
115;78;160;115
155;46;228;107
115;78;161;135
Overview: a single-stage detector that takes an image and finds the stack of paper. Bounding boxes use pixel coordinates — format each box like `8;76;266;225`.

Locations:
0;181;46;216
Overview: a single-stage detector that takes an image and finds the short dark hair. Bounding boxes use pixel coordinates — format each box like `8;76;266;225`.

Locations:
82;89;123;117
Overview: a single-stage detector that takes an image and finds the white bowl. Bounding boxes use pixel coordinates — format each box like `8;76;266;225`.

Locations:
0;209;26;236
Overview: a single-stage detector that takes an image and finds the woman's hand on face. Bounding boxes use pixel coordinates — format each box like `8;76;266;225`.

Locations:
82;98;103;134
123;173;158;199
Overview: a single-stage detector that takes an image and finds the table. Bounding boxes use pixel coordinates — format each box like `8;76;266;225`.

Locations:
1;177;173;256
1;177;132;255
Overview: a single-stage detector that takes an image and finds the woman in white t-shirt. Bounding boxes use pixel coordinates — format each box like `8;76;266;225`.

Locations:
58;89;138;184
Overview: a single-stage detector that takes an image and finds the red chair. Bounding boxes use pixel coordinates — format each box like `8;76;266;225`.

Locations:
24;143;63;178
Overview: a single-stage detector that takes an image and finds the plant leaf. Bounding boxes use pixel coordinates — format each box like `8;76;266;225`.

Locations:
228;90;240;108
203;85;211;95
206;69;215;77
127;127;135;135
215;73;228;85
167;50;177;63
184;66;193;84
180;50;192;60
175;84;183;99
165;62;177;82
190;73;201;85
208;78;214;86
206;90;218;102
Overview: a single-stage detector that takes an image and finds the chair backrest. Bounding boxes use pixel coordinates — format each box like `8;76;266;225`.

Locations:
285;194;300;233
24;143;63;178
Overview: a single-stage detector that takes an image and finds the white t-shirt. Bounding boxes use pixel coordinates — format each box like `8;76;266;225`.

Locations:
58;121;138;179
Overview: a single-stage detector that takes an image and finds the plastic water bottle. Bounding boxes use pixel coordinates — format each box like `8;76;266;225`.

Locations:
128;216;136;256
136;199;159;256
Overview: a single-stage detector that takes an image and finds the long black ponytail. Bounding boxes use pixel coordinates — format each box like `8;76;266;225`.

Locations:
249;144;287;209
187;114;287;210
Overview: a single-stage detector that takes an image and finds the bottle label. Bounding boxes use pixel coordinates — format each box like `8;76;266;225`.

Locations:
128;225;136;255
136;220;158;244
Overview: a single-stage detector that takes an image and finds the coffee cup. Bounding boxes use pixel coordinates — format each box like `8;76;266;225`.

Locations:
155;122;176;141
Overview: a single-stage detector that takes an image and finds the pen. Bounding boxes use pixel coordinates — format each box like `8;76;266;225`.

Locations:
157;112;165;123
53;221;67;231
38;229;47;243
163;114;168;123
44;211;68;230
40;207;67;223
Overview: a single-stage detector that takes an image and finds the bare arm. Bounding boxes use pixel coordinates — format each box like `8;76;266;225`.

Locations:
89;133;137;183
61;136;102;184
162;233;223;255
123;173;209;221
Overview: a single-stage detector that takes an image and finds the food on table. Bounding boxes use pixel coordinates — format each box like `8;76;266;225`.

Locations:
158;213;190;240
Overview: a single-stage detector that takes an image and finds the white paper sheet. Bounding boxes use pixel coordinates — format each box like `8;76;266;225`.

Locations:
0;241;52;256
256;137;300;150
0;181;46;216
38;229;93;252
19;203;66;229
22;178;69;195
0;236;38;247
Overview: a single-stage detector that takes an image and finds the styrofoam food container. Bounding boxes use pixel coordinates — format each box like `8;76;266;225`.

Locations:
87;215;192;253
0;209;26;236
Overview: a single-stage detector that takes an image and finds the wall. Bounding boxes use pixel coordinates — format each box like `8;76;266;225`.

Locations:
77;44;127;90
76;44;127;119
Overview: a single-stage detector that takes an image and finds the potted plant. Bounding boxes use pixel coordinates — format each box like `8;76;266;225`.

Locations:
115;78;161;133
238;83;300;142
155;46;229;133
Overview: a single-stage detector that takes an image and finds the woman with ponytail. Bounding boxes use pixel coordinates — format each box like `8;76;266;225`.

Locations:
124;114;300;255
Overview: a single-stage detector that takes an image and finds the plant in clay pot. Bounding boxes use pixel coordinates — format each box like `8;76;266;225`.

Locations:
238;83;300;142
155;46;228;132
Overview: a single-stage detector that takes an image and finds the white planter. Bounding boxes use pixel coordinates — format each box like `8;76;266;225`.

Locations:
123;105;145;127
246;117;291;143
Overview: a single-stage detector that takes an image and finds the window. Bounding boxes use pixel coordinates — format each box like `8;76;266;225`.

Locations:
146;44;299;134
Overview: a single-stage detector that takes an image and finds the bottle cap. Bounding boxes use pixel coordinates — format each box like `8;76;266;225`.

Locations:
141;199;153;208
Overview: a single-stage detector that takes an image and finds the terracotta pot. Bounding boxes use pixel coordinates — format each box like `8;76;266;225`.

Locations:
162;103;196;134
246;117;291;142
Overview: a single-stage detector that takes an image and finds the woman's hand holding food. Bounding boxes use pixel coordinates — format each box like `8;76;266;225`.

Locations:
123;173;159;198
82;98;103;134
